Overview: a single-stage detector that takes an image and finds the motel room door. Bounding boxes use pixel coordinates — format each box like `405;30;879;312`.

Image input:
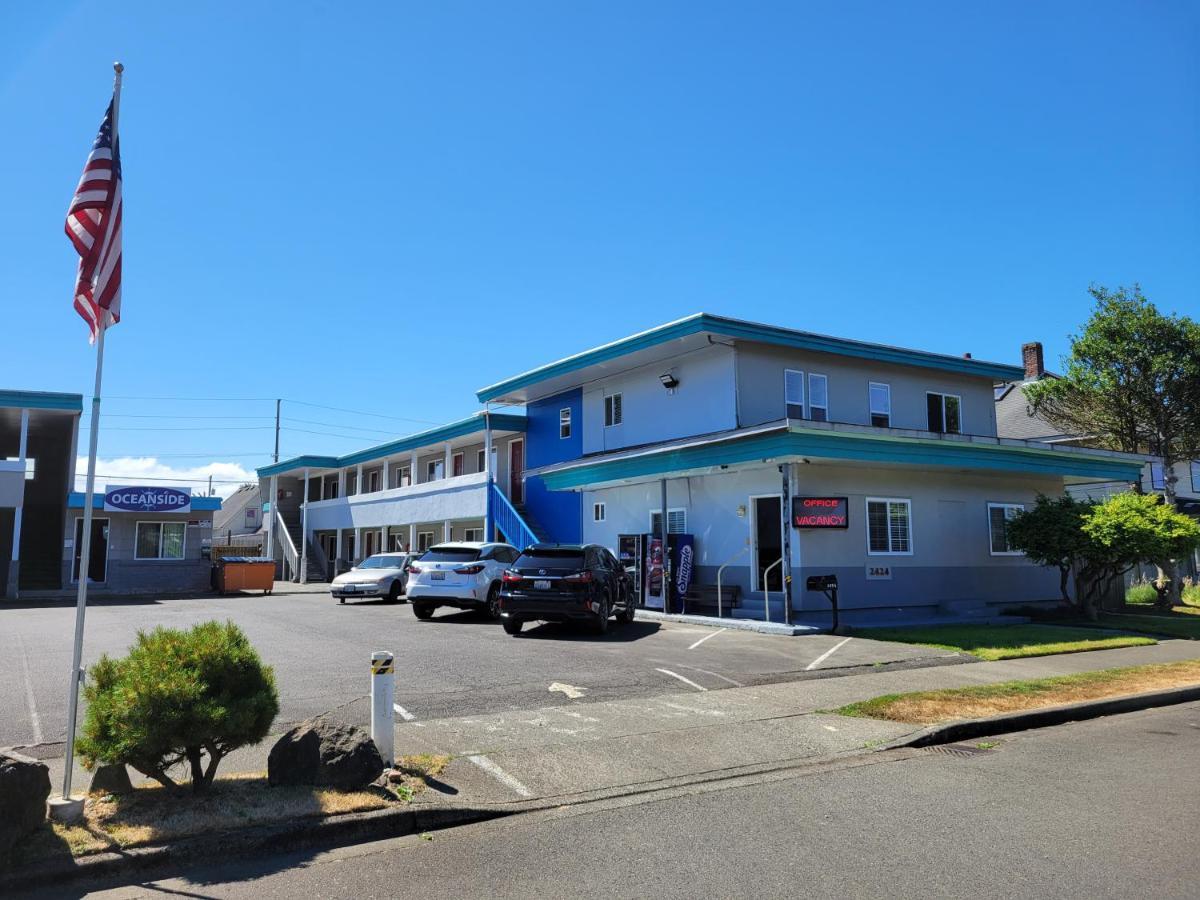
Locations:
73;517;109;583
509;439;525;505
752;496;783;592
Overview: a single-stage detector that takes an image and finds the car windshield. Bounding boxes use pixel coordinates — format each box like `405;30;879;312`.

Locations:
419;547;481;563
357;555;404;569
517;549;585;568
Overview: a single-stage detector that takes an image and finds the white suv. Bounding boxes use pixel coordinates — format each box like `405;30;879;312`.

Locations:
406;542;521;620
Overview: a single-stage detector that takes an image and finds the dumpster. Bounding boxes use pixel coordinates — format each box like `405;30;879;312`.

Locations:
215;557;276;595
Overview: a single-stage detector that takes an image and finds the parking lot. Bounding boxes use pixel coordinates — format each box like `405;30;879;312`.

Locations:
1;584;959;751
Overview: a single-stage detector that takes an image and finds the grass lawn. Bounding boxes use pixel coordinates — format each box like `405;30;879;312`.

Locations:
857;623;1155;661
835;659;1200;725
1098;607;1200;640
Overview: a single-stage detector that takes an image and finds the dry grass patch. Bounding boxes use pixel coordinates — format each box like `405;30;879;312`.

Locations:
836;659;1200;725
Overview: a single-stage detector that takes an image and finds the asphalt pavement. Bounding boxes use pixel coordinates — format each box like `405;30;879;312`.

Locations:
1;583;954;752
60;702;1200;899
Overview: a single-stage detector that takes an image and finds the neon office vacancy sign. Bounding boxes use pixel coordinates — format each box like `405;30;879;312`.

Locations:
791;496;849;528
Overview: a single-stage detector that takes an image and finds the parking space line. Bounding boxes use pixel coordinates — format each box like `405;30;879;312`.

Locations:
676;664;744;687
805;637;853;671
393;704;416;721
467;754;532;797
18;635;43;744
655;667;708;692
687;628;726;651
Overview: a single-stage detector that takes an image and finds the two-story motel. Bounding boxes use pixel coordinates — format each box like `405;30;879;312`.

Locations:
260;314;1145;624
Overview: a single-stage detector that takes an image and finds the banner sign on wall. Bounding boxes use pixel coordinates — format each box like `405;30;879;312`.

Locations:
104;485;192;514
792;496;849;528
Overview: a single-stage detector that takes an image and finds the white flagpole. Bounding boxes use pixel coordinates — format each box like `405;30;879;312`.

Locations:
60;61;123;804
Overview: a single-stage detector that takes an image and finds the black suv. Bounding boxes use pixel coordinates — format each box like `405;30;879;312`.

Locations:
499;544;635;636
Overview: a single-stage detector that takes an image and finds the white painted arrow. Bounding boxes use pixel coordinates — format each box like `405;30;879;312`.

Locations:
549;682;586;699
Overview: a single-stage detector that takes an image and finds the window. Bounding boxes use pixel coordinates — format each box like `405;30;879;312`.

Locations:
604;393;623;427
927;392;962;434
463;528;483;542
1150;462;1165;490
1192;461;1200;493
394;466;411;489
426;459;444;481
417;531;434;552
869;383;891;428
593;502;606;522
6;457;35;480
452;452;465;477
784;369;804;419
244;508;258;528
808;373;828;422
988;503;1024;555
325;478;339;499
135;522;186;560
559;407;572;439
866;498;911;555
477;449;486;473
368;470;380;492
650;508;687;534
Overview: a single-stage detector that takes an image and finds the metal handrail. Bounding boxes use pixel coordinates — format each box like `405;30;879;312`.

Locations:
762;557;783;623
715;546;749;618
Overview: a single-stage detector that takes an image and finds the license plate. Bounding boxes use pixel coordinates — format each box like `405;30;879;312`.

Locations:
342;585;357;592
534;580;551;590
431;571;445;581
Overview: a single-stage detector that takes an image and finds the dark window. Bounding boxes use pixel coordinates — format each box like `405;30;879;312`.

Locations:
419;547;481;562
517;549;585;568
927;393;962;434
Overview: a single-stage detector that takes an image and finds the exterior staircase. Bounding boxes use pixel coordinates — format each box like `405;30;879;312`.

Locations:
513;505;553;544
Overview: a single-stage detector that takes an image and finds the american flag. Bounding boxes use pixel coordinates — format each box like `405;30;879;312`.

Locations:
66;98;122;342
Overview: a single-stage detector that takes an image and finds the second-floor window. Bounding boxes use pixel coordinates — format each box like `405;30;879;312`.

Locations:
869;382;891;428
604;393;623;427
784;369;804;419
346;470;358;495
560;407;572;439
1192;461;1200;493
395;466;411;488
477;449;486;472
808;373;828;422
927;392;962;434
426;459;444;481
368;470;380;492
1150;462;1165;490
453;452;465;477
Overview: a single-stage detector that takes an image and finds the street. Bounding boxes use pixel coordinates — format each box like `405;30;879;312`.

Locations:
53;702;1200;899
1;586;952;752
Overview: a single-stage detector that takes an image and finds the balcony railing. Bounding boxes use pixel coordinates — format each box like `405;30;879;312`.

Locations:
490;482;537;550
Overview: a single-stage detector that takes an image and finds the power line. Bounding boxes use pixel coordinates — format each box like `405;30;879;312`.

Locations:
283;399;442;425
281;426;394;441
84;451;273;459
81;473;254;484
282;416;404;436
95;425;275;432
81;413;271;421
104;395;274;402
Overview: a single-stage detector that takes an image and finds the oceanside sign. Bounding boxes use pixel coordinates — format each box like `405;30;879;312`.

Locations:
792;496;849;529
104;485;192;514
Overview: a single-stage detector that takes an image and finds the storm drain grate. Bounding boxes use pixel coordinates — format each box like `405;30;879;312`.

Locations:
924;742;994;758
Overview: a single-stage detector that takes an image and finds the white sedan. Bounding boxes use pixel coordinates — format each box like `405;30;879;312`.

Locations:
331;553;414;603
406;541;521;620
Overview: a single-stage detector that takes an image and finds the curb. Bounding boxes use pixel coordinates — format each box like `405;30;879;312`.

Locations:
880;684;1200;750
634;610;825;636
0;800;509;894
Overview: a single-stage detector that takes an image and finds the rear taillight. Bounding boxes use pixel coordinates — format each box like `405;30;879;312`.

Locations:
501;569;523;583
406;564;421;574
455;564;486;575
563;570;594;584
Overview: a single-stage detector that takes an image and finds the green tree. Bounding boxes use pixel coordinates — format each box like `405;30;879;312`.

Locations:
1025;285;1200;602
77;620;279;794
1006;495;1094;605
1082;492;1200;612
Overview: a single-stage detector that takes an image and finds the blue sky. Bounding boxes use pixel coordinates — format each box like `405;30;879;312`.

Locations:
2;2;1197;493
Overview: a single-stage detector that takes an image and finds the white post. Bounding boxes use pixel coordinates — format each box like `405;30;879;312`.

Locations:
410;450;419;483
380;526;387;553
335;527;343;572
338;467;346;499
370;651;395;767
409;523;416;553
8;408;29;597
484;409;494;541
356;463;363;495
354;527;362;563
300;467;310;583
444;442;453;479
266;474;277;560
443;519;452;542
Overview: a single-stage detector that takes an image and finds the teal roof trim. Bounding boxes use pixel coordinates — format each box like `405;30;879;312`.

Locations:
68;492;222;511
0;390;83;412
538;427;1143;491
255;413;527;478
475;313;1025;402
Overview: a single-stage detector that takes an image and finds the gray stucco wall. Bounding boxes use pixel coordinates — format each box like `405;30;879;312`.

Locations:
735;343;1000;437
62;509;215;594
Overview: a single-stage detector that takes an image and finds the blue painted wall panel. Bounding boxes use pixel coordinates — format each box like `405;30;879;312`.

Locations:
523;389;583;542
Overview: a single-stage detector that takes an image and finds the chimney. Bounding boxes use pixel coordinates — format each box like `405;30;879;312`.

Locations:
1021;341;1044;380
962;352;972;359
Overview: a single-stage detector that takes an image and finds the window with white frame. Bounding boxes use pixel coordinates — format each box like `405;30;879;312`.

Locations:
1150;462;1165;490
593;502;606;522
346;470;358;495
463;527;483;542
866;498;911;555
426;459;444;481
987;503;1025;555
368;470;380;492
559;407;572;439
604;393;623;427
869;382;891;428
808;373;828;422
135;522;186;560
395;466;411;488
650;508;687;534
784;369;804;419
417;531;434;552
452;452;465;477
926;392;962;434
477;449;486;473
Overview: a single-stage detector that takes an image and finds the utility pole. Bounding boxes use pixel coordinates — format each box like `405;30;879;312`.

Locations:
274;398;281;463
207;474;213;497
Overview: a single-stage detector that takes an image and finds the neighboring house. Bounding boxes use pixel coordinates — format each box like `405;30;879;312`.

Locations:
994;341;1199;577
211;483;263;545
269;314;1146;623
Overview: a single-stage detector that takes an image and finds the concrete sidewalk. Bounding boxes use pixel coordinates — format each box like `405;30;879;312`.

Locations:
37;638;1200;808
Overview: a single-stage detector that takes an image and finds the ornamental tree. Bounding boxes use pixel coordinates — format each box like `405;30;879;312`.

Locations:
77;620;279;794
1006;495;1095;605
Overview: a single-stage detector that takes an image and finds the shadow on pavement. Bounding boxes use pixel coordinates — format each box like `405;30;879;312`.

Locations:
516;621;662;643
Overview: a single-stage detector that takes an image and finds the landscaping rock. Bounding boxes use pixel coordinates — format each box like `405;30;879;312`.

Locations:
89;763;134;796
267;718;384;789
0;750;51;853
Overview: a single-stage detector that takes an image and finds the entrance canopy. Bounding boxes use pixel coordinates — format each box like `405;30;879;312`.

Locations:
531;420;1148;492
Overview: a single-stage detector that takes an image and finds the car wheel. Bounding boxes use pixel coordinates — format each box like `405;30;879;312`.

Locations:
619;587;636;623
592;594;610;636
386;582;402;603
485;583;502;620
412;603;435;620
503;617;523;636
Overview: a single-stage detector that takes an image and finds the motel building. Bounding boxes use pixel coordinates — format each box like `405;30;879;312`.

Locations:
266;314;1147;625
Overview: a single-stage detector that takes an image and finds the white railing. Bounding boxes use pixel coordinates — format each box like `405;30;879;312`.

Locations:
715;546;749;618
275;515;299;582
761;557;783;623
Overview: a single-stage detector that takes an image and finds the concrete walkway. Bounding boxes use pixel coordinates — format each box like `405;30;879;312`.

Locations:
40;639;1200;807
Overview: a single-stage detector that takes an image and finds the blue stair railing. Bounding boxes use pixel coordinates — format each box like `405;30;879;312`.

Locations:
489;482;539;550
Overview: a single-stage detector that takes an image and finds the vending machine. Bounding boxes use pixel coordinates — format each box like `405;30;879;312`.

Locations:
626;533;694;612
617;534;643;604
